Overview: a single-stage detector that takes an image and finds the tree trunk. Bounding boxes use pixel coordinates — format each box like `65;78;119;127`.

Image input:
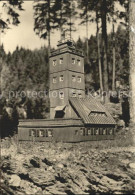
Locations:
69;0;72;40
48;0;51;55
60;0;63;40
101;0;109;103
112;19;116;91
96;11;103;92
86;5;89;63
48;30;51;54
129;0;135;124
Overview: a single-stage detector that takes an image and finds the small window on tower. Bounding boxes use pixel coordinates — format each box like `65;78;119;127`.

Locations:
72;75;76;82
53;77;57;83
77;59;81;66
77;76;81;83
72;92;76;97
60;58;63;64
53;60;57;66
59;91;64;99
78;93;82;98
59;75;64;82
72;58;75;64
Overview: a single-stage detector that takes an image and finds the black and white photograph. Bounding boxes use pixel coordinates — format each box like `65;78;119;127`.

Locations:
0;0;135;194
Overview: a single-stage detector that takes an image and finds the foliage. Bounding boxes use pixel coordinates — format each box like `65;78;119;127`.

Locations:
0;46;50;138
0;0;24;32
33;0;56;42
0;12;129;136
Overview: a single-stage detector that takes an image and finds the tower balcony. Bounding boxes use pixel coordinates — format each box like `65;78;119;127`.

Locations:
50;39;84;58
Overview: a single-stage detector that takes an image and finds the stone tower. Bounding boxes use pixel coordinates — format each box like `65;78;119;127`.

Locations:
49;39;85;118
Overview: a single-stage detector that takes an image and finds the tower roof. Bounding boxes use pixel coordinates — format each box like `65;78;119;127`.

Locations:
50;38;84;58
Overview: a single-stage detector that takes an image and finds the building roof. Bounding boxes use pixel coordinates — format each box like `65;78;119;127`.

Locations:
50;40;84;58
54;105;66;111
69;97;116;125
19;118;83;127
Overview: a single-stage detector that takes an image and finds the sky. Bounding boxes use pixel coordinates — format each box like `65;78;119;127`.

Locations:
0;1;124;53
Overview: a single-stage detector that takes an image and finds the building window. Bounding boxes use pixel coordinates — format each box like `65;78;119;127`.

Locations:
80;129;83;135
108;128;113;135
80;128;85;136
60;58;63;64
59;75;64;82
30;129;36;137
77;76;81;83
53;60;57;66
53;77;57;83
77;59;81;66
72;92;76;97
72;58;75;64
78;93;82;98
39;130;44;137
103;128;106;135
95;128;99;135
88;129;91;135
59;91;64;99
72;75;76;82
48;129;53;137
90;112;106;117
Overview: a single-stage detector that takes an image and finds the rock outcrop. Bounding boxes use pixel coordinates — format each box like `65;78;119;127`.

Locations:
1;139;135;195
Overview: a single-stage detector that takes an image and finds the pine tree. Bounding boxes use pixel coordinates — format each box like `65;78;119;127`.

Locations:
33;0;57;53
0;0;23;33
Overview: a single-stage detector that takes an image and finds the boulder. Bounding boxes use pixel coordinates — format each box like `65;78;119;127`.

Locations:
8;175;21;187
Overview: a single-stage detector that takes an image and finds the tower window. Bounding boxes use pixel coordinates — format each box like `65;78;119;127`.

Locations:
77;76;81;83
72;75;76;82
53;77;57;83
53;60;57;66
59;75;64;82
72;92;76;97
72;58;75;64
60;58;63;64
78;93;82;98
59;91;64;99
77;59;81;66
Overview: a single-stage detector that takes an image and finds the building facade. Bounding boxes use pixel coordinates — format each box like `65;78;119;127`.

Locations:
18;39;116;142
49;40;85;119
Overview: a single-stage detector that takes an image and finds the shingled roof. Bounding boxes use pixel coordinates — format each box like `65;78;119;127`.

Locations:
69;97;116;125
